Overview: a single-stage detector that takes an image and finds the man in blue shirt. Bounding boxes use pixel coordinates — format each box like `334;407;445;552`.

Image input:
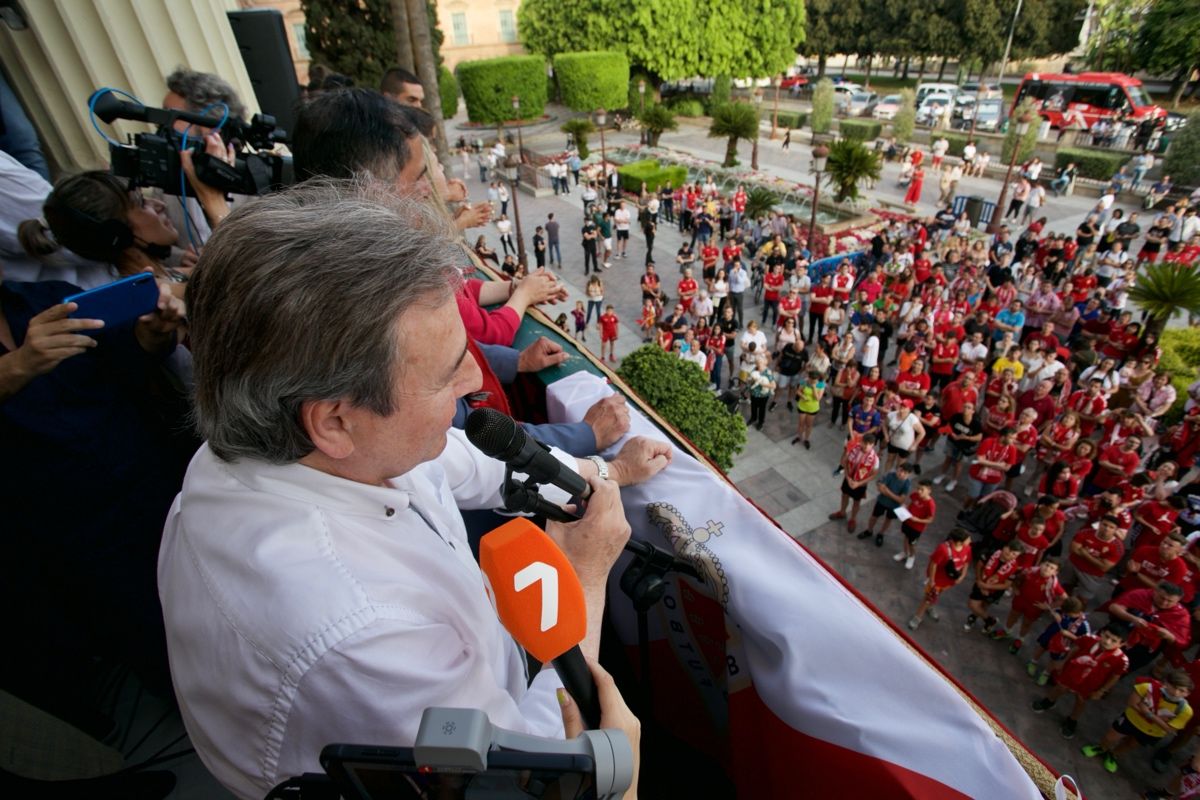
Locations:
833;396;882;477
993;300;1025;344
859;463;913;546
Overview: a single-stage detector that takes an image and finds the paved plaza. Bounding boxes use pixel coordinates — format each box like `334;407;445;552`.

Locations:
456;106;1170;799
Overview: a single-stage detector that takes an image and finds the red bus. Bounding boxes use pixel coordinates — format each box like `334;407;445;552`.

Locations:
1013;72;1165;128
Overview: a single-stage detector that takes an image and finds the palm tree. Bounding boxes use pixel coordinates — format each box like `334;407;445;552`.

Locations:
743;187;780;219
708;102;759;168
1128;262;1200;337
823;138;881;203
638;103;678;147
561;118;595;160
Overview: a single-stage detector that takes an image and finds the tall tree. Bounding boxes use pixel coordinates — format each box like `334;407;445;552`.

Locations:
406;0;450;163
1083;0;1151;73
1135;0;1200;106
519;0;806;81
388;0;414;72
802;0;861;79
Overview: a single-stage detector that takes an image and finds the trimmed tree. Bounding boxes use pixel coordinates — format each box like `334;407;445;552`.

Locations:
638;103;678;147
810;78;835;134
456;55;548;124
1001;102;1042;164
553;51;630;112
1164;112;1200;188
561;118;595;159
892;88;916;143
437;65;458;119
824;138;881;203
708;102;759;168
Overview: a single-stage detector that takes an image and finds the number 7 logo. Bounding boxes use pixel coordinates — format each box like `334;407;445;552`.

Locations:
514;561;559;632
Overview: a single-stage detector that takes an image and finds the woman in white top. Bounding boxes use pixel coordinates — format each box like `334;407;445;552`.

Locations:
1018;343;1046;392
1079;358;1121;396
739;319;769;354
775;316;800;354
496;214;515;255
885;403;926;471
497;181;510;215
711;268;729;312
823;299;848;338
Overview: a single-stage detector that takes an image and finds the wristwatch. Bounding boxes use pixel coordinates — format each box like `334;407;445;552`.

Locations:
585;455;609;482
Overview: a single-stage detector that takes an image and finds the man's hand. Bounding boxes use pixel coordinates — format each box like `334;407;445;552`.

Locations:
455;202;492;231
445;177;469;203
180;132;232;225
607;436;672;486
517;336;568;373
9;302;102;377
583;395;631;450
546;476;631;586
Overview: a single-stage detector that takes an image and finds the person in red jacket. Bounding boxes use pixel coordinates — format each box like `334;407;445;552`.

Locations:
1109;581;1192;670
908;528;972;630
1032;622;1131;739
1066;515;1126;606
1117;537;1189;598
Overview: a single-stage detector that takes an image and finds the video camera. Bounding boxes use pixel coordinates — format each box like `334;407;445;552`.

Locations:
91;89;294;197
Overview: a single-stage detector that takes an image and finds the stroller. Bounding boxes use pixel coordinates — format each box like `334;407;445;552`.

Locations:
956;489;1018;555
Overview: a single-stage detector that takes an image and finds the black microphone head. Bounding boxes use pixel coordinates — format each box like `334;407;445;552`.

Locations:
465;408;524;461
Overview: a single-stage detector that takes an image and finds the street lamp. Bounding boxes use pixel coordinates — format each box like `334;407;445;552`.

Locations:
638;80;647;144
751;89;764;171
808;144;829;256
770;74;781;140
501;155;527;267
511;95;524;163
595;107;609;194
987;110;1034;234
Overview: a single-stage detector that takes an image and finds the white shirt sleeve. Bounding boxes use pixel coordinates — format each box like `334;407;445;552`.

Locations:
441;427;580;510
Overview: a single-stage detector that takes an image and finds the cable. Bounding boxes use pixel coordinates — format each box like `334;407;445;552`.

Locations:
87;87;142;147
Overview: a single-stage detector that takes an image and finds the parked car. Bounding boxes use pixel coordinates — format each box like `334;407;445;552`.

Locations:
950;94;975;121
733;77;773;89
780;74;808;92
872;94;903;120
915;82;959;106
955;98;1005;132
916;93;954;125
847;91;880;117
960;81;1001;100
832;83;863;112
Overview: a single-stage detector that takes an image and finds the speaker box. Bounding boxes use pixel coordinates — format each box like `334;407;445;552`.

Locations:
226;8;301;139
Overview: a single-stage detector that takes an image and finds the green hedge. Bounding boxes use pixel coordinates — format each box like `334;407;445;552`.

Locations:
457;55;548;124
1157;327;1200;425
553;51;629;113
616;159;688;193
942;131;970;158
1055;147;1131;181
669;98;705;117
839;119;883;141
618;344;746;470
773;109;806;130
438;65;458;120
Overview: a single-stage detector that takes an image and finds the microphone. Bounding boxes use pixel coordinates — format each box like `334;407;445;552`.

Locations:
466;408;592;501
479;518;602;730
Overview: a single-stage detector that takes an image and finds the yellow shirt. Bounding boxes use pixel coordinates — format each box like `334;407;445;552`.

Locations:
1125;681;1194;737
991;357;1024;380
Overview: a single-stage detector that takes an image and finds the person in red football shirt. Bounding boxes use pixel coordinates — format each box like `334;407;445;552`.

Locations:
1066;515;1126;606
964;541;1022;634
808;274;834;344
895;358;932;406
1032;622;1131;739
598;304;620;363
829;433;881;535
677;267;699;315
831;261;856;305
1117;537;1189;598
894;480;937;571
777;286;803;331
1134;496;1186;551
1086;436;1144;497
998;560;1067;652
760;262;785;327
966;427;1020;508
938;370;979;419
1027;410;1081;494
908;527;972;630
1066;378;1108;438
1109;581;1193;670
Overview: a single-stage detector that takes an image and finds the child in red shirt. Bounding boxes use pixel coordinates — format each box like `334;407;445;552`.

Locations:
895;479;936;570
965;541;1022;634
999;560;1066;652
908;528;971;630
1032;622;1131;739
598;305;620;363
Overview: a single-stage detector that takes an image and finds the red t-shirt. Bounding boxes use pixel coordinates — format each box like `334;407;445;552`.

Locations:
721;243;742;264
1058;635;1129;696
904;494;937;533
1092;444;1141;490
931;341;959;377
969;436;1018;484
1070;526;1124;577
1013;567;1067;615
677;278;698;307
978;550;1021;586
764;271;785;301
832;272;855;301
939;381;978;419
896;371;931;398
778;295;802;320
810;285;834;316
1118;546;1190;595
701;244;720;267
1137;500;1182;549
599;312;620;341
845;444;880;484
930;541;972;589
1036;421;1079;463
732;190;747;213
1116;587;1194;651
857;376;886;402
1067;390;1108;436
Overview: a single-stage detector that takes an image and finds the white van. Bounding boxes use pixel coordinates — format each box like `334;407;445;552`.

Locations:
915;82;959;105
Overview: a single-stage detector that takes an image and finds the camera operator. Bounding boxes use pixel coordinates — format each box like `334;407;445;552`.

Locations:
160;180;660;798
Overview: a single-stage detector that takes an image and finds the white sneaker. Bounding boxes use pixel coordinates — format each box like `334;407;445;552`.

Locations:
893;552;906;562
905;556;916;570
932;474;945;485
928;608;941;621
944;479;957;492
1023;485;1033;496
907;616;922;630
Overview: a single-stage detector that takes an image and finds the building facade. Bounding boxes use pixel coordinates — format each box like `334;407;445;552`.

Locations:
236;0;311;86
436;0;525;70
